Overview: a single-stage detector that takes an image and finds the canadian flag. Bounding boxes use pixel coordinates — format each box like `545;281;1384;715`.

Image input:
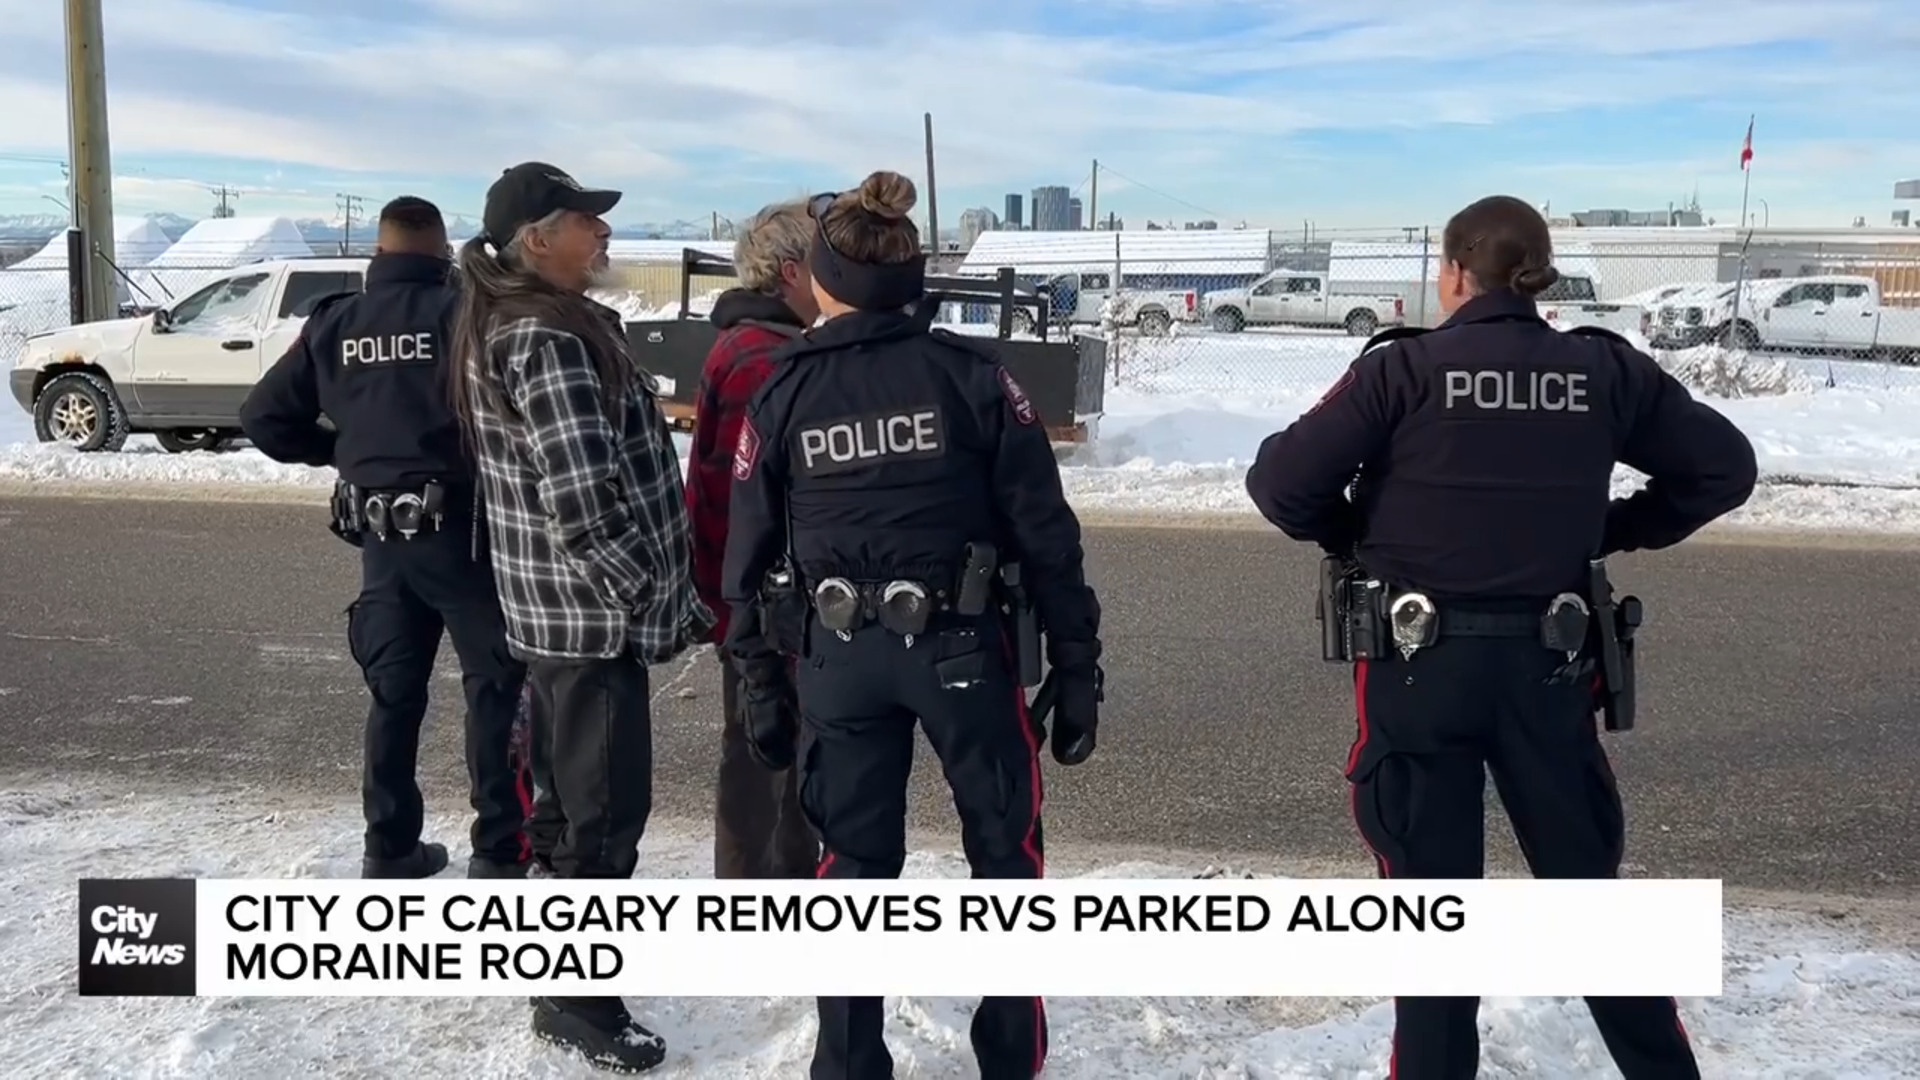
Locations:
1740;116;1754;171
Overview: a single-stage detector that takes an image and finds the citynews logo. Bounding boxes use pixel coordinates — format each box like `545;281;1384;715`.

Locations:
77;879;197;996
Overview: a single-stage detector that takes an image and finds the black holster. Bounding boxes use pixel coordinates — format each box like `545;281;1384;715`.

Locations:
1317;556;1387;662
1586;559;1643;732
999;562;1043;689
757;559;808;656
329;479;365;547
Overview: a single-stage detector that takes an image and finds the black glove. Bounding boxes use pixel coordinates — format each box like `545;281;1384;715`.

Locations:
1047;663;1102;765
736;659;798;771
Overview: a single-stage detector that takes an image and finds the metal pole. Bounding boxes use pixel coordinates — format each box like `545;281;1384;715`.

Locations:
1089;159;1098;231
65;0;118;323
922;113;939;261
1729;115;1754;347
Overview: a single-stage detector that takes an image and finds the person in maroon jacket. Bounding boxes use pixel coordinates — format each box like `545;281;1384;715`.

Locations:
685;198;824;879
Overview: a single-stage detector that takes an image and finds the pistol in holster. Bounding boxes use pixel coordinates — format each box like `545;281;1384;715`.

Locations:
757;558;809;657
328;479;365;547
1317;555;1390;663
1585;559;1643;733
996;558;1044;690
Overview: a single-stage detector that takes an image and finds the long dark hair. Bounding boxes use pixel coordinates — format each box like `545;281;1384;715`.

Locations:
447;216;634;446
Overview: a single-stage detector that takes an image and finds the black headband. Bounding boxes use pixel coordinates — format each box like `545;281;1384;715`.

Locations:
807;202;926;311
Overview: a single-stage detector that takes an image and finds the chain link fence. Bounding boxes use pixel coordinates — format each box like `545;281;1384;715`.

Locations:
944;230;1920;404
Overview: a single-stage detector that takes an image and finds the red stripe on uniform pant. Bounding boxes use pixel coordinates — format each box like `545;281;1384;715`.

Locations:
514;763;533;863
999;627;1049;1075
1348;658;1397;1078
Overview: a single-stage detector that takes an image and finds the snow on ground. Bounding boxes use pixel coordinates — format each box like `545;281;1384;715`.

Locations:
5;328;1919;532
2;782;1915;1078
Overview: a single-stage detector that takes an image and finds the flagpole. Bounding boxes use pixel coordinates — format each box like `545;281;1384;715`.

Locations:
1729;115;1755;349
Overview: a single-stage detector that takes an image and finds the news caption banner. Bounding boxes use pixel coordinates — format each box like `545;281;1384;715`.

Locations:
78;878;1724;998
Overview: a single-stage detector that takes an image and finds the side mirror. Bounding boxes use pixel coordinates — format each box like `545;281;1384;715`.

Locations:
151;308;172;332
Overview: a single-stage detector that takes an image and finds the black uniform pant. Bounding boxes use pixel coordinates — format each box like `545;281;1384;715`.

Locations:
715;654;819;879
346;522;528;864
1345;631;1699;1080
796;613;1048;1080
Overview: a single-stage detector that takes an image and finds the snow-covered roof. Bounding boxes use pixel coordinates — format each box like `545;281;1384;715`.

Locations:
1551;225;1920;249
9;217;176;271
145;216;315;269
958;229;1275;276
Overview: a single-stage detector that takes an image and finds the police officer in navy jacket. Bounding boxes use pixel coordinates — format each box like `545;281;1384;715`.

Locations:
241;196;529;882
1245;195;1755;1080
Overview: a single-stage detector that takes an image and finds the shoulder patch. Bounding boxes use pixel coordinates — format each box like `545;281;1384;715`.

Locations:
1304;365;1357;415
997;367;1037;426
732;419;761;481
1565;325;1633;348
1360;325;1429;354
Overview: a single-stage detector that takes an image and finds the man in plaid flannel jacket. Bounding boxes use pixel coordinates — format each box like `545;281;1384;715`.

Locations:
450;162;710;1074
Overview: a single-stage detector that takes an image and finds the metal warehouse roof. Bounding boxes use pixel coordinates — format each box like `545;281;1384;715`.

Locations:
958;229;1276;276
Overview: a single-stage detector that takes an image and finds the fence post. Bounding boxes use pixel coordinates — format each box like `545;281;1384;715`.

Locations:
1418;226;1432;326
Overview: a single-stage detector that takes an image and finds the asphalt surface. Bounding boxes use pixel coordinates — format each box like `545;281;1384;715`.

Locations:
0;493;1916;900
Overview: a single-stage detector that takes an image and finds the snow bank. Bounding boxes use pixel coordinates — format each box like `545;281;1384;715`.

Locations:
4;330;1918;533
1;784;1914;1078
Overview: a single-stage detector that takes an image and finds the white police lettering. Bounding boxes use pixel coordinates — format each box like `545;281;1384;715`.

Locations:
341;333;434;366
797;409;945;475
1442;369;1589;412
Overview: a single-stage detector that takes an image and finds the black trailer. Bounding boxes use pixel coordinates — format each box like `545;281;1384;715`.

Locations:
624;248;1108;445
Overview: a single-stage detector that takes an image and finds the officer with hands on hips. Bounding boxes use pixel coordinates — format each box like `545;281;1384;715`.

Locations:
1244;194;1756;1080
240;196;530;881
720;169;1103;1080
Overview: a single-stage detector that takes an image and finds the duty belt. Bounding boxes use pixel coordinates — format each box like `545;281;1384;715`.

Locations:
352;481;449;541
811;577;942;645
1387;589;1591;660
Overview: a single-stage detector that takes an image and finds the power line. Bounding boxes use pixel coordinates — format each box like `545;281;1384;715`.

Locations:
1090;162;1223;220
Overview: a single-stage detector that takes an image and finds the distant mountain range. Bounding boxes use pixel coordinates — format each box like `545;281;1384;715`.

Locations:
0;210;723;247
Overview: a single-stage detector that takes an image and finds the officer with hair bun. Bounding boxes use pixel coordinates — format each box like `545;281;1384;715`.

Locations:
721;169;1104;1080
1244;195;1756;1080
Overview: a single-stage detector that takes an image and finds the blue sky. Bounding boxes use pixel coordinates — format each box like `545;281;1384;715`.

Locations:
0;0;1916;231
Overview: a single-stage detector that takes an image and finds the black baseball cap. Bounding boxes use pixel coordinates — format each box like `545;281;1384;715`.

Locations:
482;162;622;247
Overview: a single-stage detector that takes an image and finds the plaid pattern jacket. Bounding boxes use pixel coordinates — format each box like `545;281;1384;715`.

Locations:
465;300;712;663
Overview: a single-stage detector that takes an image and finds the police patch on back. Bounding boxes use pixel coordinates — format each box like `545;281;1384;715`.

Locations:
340;331;437;367
1441;367;1590;413
795;407;946;476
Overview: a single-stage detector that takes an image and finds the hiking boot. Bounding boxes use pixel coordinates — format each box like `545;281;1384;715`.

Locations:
361;842;449;879
468;856;530;879
530;996;667;1073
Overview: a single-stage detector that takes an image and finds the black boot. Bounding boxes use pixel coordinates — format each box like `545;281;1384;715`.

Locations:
361;842;449;879
531;996;666;1073
467;856;530;879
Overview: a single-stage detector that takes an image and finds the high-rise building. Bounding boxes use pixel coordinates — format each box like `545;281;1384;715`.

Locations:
958;207;999;250
1069;198;1083;230
1030;186;1071;231
1003;193;1024;229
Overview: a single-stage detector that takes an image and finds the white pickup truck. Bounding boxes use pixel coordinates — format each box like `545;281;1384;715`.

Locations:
1741;275;1920;361
1534;273;1648;336
1647;274;1920;361
1001;270;1196;337
10;257;368;452
1200;270;1405;336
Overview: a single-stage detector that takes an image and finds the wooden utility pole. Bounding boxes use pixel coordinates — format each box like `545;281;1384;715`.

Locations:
64;0;117;323
336;193;364;254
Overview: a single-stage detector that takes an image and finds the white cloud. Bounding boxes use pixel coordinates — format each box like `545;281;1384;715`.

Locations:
0;0;1911;225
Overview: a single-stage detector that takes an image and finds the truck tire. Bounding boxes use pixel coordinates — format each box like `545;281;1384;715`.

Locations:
1136;309;1171;337
1344;310;1378;337
32;370;130;452
1010;309;1036;336
155;429;234;454
1211;308;1245;333
1719;320;1759;350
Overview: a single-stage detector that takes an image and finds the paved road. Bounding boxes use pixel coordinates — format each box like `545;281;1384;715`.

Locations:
0;493;1916;899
